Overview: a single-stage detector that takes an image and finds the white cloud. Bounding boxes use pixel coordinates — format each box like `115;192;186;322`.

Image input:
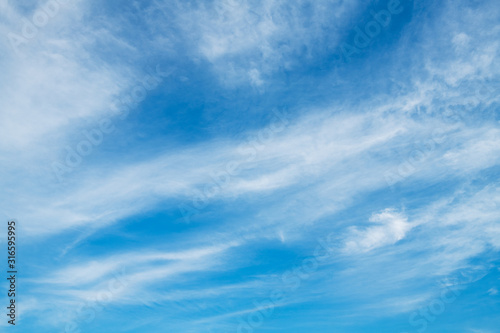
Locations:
343;209;412;254
488;288;498;296
40;242;239;287
159;0;362;86
3;0;500;330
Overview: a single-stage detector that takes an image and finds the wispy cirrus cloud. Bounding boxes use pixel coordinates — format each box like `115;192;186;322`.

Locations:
4;0;500;332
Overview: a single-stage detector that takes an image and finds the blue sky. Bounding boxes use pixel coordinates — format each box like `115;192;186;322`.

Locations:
0;0;499;332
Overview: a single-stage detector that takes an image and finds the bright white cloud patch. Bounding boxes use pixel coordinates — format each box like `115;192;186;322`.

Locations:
343;209;412;253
